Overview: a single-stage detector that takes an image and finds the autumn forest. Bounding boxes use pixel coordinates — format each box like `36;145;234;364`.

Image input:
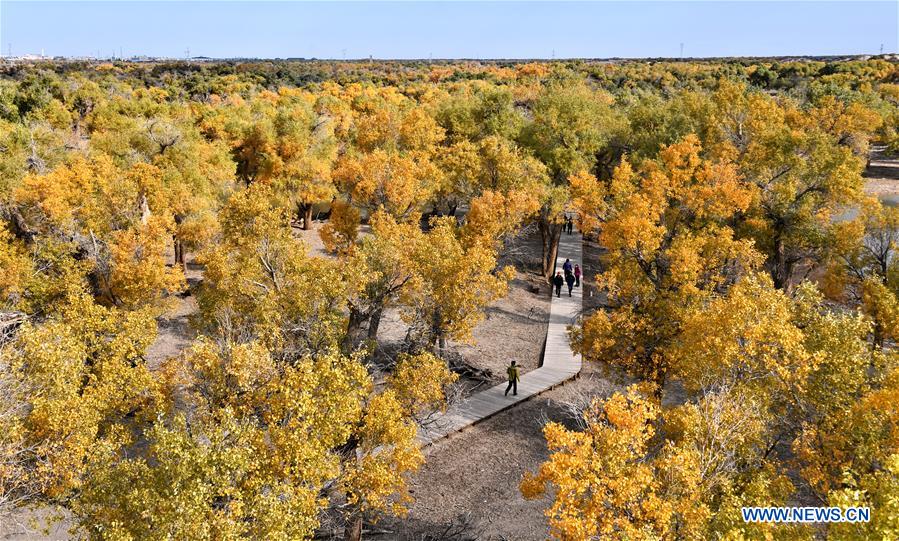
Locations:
1;57;899;540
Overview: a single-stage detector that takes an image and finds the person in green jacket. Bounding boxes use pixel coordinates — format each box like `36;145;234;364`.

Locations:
505;360;520;396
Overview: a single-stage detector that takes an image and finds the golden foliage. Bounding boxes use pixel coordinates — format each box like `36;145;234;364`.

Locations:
522;386;803;540
572;136;761;387
196;184;345;355
320;199;361;255
403;216;515;348
2;294;162;500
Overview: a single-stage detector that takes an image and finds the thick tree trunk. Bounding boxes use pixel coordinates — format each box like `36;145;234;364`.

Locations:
772;234;790;291
367;307;383;341
299;203;313;230
653;365;667;399
538;218;564;280
874;320;885;351
173;235;186;273
343;307;368;354
344;515;362;541
8;208;35;243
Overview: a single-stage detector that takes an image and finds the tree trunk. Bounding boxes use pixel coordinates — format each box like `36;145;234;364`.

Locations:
431;311;446;355
343;307;368;354
8;208;35;243
367;307;383;341
344;515;362;541
538;218;564;281
874;320;885;351
299;203;313;230
434;335;447;356
173;235;186;273
772;234;790;291
653;362;667;399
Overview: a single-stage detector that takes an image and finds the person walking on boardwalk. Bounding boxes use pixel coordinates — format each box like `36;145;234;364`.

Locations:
567;216;574;234
505;360;520;396
562;258;573;276
553;271;564;297
574;264;581;287
565;270;575;296
565;215;573;235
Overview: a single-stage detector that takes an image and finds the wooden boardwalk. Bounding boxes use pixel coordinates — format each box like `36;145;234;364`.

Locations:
418;231;583;446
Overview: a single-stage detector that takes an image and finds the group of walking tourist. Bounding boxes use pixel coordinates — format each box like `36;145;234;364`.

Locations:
508;223;581;397
553;258;581;298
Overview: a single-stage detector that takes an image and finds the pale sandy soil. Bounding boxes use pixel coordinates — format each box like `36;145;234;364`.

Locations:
1;506;70;540
144;280;199;368
293;219;338;259
385;366;621;541
456;226;553;384
863;145;899;197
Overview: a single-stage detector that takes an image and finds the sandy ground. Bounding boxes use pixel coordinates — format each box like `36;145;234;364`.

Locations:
863;145;899;197
293;219;338;259
144;263;201;368
0;507;70;541
457;226;553;383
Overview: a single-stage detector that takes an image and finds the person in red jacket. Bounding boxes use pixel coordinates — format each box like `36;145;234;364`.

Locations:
574;264;581;287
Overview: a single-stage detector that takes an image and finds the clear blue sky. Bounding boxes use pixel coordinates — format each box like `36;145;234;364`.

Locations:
1;1;896;60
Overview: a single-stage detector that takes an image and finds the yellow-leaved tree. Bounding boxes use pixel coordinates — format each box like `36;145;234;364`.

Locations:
13;156;185;309
0;292;163;507
521;386;805;541
706;82;877;290
403;216;515;353
671;272;897;538
341;211;420;354
70;341;456;541
824;198;899;349
196;183;346;358
521;78;625;278
571;135;760;390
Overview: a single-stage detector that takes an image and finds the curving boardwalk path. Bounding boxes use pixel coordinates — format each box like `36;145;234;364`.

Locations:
418;231;583;446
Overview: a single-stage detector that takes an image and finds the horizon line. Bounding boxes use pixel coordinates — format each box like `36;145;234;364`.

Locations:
3;52;897;63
